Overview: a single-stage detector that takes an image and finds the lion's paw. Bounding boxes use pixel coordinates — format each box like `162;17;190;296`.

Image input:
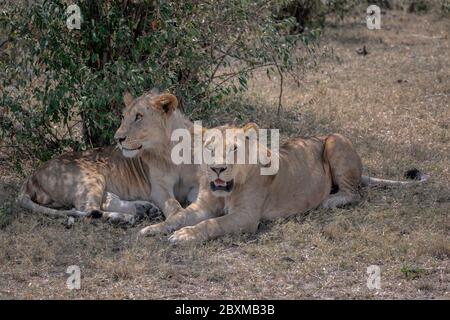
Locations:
168;226;201;244
139;222;172;237
134;201;163;219
107;212;136;226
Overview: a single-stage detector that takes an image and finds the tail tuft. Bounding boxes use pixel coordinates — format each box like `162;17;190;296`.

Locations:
88;210;103;219
404;168;429;181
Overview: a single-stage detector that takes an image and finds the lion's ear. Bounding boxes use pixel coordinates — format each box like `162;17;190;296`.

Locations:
243;123;259;140
243;122;259;132
155;93;178;115
123;92;134;108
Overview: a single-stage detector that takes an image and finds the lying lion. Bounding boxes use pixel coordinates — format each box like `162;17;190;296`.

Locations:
140;123;428;243
17;90;199;224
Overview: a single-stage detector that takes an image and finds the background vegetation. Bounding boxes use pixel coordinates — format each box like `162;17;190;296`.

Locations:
1;0;448;165
0;0;317;164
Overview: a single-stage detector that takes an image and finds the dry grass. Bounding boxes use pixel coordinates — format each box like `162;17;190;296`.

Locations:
0;10;449;299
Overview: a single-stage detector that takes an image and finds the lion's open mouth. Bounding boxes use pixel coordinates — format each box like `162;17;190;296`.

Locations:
210;179;234;192
122;145;143;151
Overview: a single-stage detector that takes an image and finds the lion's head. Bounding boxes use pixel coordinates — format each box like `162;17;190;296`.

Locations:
202;123;269;197
114;90;178;158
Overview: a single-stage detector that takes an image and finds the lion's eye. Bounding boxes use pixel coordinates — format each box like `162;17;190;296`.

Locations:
135;113;143;122
205;145;215;156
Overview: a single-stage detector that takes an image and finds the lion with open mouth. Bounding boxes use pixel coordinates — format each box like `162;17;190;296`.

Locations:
140;122;428;243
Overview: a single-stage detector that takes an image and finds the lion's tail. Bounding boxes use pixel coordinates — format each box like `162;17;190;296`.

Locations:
361;169;429;187
16;181;87;218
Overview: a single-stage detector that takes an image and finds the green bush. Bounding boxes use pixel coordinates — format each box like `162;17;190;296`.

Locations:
401;265;425;280
0;0;319;162
441;0;450;13
406;0;430;13
379;0;450;13
275;0;360;32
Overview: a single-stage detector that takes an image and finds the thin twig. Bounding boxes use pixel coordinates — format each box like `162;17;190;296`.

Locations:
61;120;82;141
213;63;274;88
273;57;284;117
0;38;9;50
206;31;244;93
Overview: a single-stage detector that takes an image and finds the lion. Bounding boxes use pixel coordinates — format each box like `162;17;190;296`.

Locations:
140;123;428;243
17;90;199;225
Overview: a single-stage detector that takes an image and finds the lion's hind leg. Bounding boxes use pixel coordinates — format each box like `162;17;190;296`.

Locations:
322;134;363;209
75;194;136;225
17;177;88;217
74;186;152;225
101;192;162;220
322;192;360;209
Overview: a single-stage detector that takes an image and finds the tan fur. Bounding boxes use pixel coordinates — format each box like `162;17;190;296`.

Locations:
140;123;427;243
17;91;199;224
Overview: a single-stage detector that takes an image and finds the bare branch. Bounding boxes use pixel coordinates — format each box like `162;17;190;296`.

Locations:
206;30;245;93
272;56;284;117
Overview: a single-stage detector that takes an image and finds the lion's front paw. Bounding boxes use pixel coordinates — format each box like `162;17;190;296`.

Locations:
107;212;136;226
168;226;203;244
134;201;163;219
139;222;172;237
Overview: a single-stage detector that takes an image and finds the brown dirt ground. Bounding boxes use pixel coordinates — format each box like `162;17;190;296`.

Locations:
0;10;449;299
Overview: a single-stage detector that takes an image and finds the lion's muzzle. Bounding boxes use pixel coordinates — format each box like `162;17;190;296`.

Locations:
210;179;234;192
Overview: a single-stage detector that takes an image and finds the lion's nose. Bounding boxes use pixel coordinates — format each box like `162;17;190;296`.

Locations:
114;134;126;144
211;167;227;175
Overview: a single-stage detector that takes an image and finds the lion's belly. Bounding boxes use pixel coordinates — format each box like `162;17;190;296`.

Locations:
261;178;331;220
261;139;332;220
